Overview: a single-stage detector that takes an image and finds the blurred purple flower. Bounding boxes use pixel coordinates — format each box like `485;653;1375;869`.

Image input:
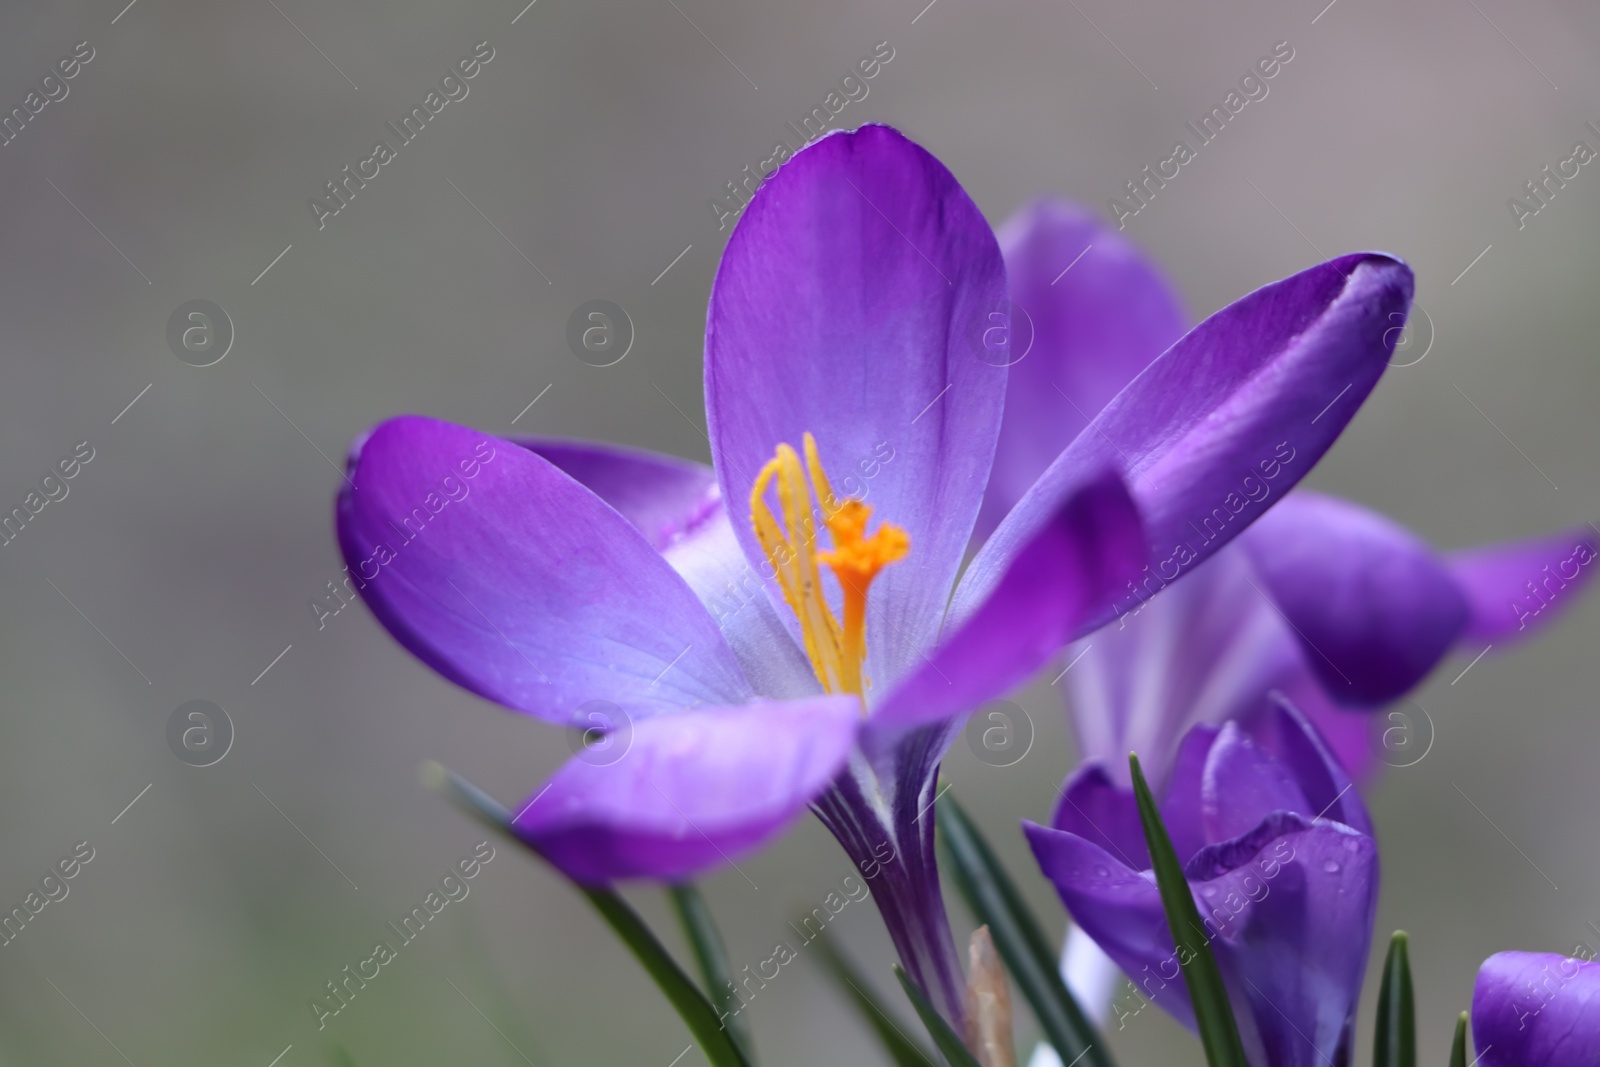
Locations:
1026;701;1379;1067
983;197;1596;784
1473;951;1600;1067
336;126;1412;1019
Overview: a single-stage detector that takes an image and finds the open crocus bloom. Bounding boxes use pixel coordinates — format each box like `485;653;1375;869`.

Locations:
985;198;1596;781
337;126;1413;1020
1473;951;1600;1066
1026;702;1379;1067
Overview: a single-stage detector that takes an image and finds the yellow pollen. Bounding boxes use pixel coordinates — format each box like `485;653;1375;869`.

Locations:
749;433;910;697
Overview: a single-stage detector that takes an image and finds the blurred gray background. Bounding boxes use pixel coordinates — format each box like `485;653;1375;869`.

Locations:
0;0;1595;1063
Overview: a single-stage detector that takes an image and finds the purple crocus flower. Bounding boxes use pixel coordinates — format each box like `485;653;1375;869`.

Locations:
1472;951;1600;1066
984;198;1596;780
335;125;1412;1020
1026;701;1379;1067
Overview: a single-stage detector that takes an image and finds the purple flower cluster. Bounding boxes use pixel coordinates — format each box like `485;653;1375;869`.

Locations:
335;124;1597;1062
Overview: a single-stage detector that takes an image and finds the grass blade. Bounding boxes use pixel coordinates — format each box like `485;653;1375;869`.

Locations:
1375;931;1416;1067
936;795;1114;1067
423;761;752;1067
894;964;984;1067
812;930;938;1067
670;883;757;1064
1129;752;1247;1067
1449;1011;1468;1067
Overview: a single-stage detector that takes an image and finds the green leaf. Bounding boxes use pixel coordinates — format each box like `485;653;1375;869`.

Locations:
670;883;758;1065
936;794;1115;1067
583;887;754;1067
1375;931;1416;1067
812;930;938;1067
422;762;753;1067
1129;752;1248;1067
1449;1011;1469;1067
893;964;983;1067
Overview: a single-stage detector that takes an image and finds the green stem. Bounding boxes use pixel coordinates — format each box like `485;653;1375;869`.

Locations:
670;883;757;1064
1129;753;1248;1067
935;795;1114;1067
1374;931;1416;1067
894;964;983;1067
1449;1011;1469;1067
813;932;938;1067
422;761;752;1067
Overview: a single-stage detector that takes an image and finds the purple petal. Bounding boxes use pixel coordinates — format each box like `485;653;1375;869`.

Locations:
514;437;719;554
1257;669;1381;784
1201;723;1312;845
816;749;968;1023
705;125;1009;690
1030;813;1378;1067
1240;492;1468;705
1066;546;1304;789
337;416;751;723
1246;693;1374;836
514;696;860;884
1049;760;1151;872
1187;814;1379;1067
1473;951;1600;1067
1448;528;1599;645
517;437;819;699
978;198;1186;538
1160;725;1220;863
862;470;1145;756
961;254;1414;633
1023;821;1198;1030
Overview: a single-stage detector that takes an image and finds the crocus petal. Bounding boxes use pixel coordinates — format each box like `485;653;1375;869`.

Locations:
1186;814;1379;1067
1049;760;1150;872
1158;724;1220;863
1258;669;1381;784
1200;723;1311;845
514;696;861;884
978;198;1186;538
1472;951;1600;1067
1065;546;1304;788
1023;822;1196;1028
515;437;720;553
1448;527;1599;645
705;124;1009;690
862;470;1144;758
516;437;819;700
1246;693;1374;835
958;254;1414;631
1240;492;1467;705
337;416;751;723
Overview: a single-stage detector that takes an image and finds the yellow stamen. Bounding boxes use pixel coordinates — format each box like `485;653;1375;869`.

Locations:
749;433;909;697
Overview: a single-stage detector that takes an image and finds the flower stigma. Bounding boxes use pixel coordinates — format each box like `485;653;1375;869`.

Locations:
749;433;909;698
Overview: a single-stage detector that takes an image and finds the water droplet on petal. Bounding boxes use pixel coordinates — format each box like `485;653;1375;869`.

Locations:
1322;858;1341;874
1093;865;1110;879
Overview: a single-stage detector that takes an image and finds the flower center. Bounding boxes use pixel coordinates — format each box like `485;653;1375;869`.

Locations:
749;433;909;697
